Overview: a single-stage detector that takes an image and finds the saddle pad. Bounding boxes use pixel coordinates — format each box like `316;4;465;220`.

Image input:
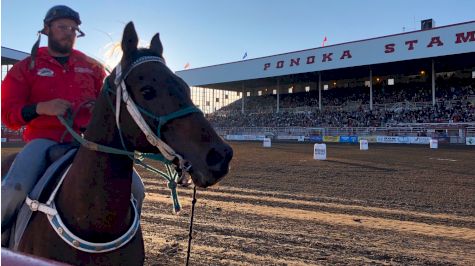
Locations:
9;149;77;250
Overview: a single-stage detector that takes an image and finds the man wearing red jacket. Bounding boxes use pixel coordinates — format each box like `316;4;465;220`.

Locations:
1;5;145;241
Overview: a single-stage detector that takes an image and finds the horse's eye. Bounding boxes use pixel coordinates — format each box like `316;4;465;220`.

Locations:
140;85;157;100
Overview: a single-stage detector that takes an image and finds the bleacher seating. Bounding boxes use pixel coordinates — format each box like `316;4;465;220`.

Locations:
207;79;475;128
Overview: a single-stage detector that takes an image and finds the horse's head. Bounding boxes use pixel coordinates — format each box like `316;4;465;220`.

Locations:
109;22;232;187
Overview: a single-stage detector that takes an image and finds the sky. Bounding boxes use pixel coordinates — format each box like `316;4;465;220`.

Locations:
1;0;475;72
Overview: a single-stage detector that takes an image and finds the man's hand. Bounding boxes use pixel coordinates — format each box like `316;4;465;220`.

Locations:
36;99;72;116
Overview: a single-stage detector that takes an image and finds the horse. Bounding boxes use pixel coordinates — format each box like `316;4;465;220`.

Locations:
5;22;233;265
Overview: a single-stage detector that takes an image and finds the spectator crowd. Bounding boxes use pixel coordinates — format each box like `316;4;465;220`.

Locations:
208;81;475;128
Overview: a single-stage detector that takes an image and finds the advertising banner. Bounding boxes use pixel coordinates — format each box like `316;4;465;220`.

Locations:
323;136;340;142
359;136;378;143
376;136;400;143
339;136;358;143
276;135;305;141
308;136;323;142
409;137;431;144
225;135;266;141
377;136;431;144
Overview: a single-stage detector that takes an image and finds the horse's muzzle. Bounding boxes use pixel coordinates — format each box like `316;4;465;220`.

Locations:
208;147;233;178
192;146;233;187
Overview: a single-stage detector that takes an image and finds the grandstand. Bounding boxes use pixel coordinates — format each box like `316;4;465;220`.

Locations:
1;21;474;145
1;47;29;79
176;20;475;145
1;47;29;143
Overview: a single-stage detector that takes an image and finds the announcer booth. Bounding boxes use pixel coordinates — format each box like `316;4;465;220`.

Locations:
176;20;475;113
1;46;30;143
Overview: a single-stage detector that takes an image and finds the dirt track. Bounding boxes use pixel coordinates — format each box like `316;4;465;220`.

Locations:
2;142;475;265
139;142;475;265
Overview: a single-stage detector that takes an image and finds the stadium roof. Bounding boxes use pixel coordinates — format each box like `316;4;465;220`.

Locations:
1;46;29;65
176;21;475;91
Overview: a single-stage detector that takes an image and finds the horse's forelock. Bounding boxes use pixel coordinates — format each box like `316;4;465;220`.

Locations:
136;48;163;60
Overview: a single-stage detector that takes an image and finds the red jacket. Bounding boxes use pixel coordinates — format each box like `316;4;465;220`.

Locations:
1;47;106;143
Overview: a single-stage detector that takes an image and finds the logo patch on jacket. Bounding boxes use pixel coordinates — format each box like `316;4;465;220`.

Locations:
37;68;55;77
74;67;93;74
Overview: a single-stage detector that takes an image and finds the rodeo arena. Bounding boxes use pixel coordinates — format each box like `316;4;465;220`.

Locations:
1;20;475;265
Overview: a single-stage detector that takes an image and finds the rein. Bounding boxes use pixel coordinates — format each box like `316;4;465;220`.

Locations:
186;186;197;266
57;115;184;212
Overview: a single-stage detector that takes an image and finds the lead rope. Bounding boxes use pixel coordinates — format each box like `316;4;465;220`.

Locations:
185;185;197;266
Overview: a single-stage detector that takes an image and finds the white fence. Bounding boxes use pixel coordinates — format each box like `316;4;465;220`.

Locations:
217;123;475;145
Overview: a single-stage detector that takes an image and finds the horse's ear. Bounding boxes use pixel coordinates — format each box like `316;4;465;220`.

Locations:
122;22;138;56
150;33;163;57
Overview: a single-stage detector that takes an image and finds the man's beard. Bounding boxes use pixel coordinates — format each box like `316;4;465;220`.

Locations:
48;33;74;54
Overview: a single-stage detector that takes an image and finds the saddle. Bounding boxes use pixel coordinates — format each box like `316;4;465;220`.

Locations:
46;142;79;165
1;142;78;181
2;143;78;249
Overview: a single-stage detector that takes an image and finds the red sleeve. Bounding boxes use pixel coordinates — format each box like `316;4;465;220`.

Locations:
1;60;30;130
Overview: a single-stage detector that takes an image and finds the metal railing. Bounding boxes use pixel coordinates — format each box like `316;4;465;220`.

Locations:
216;123;475;144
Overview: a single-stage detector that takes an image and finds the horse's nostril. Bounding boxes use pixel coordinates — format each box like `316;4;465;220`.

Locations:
224;148;233;163
206;148;224;166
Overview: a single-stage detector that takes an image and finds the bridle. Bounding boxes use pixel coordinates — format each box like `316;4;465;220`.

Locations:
111;55;202;173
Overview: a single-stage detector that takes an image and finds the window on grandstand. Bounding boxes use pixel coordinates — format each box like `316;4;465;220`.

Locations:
216;98;219;102
273;89;277;95
323;84;329;90
1;65;11;81
258;90;262;96
364;81;371;87
305;86;310;92
246;92;250;96
206;101;210;106
388;78;395;85
472;71;475;79
288;87;293;93
225;94;229;99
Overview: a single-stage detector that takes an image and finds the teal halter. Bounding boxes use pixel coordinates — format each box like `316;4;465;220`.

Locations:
112;56;202;140
103;77;201;139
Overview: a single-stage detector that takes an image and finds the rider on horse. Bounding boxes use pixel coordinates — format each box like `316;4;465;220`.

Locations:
1;5;146;246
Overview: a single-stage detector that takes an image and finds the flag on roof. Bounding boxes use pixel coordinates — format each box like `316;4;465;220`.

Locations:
322;36;328;47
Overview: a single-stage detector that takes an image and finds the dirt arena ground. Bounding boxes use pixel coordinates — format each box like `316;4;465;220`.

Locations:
2;142;475;265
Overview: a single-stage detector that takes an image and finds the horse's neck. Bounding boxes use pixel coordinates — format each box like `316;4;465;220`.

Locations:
55;96;136;240
55;149;134;239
